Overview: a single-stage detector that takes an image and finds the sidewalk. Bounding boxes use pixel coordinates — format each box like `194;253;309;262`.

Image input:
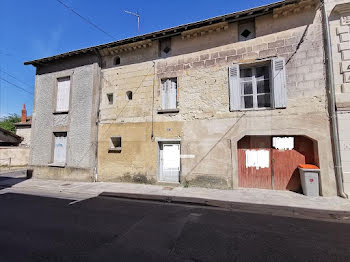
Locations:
1;168;350;222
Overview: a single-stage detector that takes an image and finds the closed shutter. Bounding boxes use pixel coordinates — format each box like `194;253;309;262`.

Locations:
169;80;177;109
53;134;67;164
162;79;177;110
272;58;287;108
161;80;169;109
56;78;70;112
228;64;241;111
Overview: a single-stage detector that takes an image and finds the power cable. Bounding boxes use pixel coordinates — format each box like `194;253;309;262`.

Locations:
0;77;34;95
1;70;34;90
54;0;115;40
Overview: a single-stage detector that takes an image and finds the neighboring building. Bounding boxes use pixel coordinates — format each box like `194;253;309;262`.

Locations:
0;127;22;146
329;0;350;195
25;0;349;196
14;104;32;147
0;127;29;168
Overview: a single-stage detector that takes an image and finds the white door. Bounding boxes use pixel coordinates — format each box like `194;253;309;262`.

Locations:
159;143;180;183
53;135;67;164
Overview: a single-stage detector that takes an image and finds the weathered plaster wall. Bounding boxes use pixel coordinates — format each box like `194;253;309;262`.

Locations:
98;4;338;195
15;127;31;147
30;61;99;181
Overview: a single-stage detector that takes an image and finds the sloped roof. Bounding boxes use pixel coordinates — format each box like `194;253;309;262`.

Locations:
14;116;32;127
24;0;300;66
0;127;23;145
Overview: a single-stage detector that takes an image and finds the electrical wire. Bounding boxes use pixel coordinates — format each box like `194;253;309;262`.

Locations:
1;70;34;90
54;0;115;40
0;77;34;95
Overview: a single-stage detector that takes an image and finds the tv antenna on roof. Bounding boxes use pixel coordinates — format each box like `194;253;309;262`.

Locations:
124;10;140;35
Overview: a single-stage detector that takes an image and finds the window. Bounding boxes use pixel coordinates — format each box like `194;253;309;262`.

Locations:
53;132;67;165
126;91;133;101
160;78;178;111
228;58;287;111
159;38;172;58
240;66;271;109
114;56;121;65
109;136;121;152
107;93;113;105
238;20;255;42
56;77;70;112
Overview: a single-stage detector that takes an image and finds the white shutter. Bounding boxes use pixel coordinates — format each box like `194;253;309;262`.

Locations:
56;78;70;112
169;80;177;109
161;80;168;109
228;64;241;111
53;135;67;164
272;58;287;108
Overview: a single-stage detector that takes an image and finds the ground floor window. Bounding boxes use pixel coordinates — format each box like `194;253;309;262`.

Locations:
53;132;67;165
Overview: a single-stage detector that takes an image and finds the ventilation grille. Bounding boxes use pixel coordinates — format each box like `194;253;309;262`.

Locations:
230;67;238;77
275;60;284;71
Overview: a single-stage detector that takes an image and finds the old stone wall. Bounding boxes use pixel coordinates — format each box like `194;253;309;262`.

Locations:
328;0;350;195
98;3;338;195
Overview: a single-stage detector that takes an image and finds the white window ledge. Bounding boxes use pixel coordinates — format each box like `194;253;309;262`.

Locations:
53;111;69;115
157;109;179;114
108;147;122;153
48;163;66;168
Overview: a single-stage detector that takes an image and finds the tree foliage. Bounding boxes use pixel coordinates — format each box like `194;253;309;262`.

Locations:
0;114;21;133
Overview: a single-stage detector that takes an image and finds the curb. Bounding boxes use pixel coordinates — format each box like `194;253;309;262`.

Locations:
100;192;350;223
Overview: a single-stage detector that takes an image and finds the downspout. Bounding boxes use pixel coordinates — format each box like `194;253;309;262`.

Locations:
94;49;103;182
320;0;348;198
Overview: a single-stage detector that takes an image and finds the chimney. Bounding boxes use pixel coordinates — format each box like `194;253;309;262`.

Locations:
21;104;27;123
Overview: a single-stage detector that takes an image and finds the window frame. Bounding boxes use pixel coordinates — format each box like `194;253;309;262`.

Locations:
239;63;272;110
54;76;71;114
107;93;114;105
49;132;68;167
158;78;179;114
109;136;122;153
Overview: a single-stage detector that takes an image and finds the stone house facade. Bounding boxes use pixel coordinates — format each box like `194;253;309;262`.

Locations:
25;0;348;196
328;0;350;196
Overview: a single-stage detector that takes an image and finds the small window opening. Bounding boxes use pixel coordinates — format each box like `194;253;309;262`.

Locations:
159;38;172;58
126;91;133;101
109;136;122;152
107;93;113;105
238;20;255;42
114;56;121;65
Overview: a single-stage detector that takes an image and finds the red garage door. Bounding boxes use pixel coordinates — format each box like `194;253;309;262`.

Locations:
238;136;317;191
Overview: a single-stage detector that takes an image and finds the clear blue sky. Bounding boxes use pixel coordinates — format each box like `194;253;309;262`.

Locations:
0;0;277;117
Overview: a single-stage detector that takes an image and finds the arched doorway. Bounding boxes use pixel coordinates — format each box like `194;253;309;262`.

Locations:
237;135;318;191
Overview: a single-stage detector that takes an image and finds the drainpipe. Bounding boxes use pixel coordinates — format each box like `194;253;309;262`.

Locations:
320;0;348;198
94;49;103;182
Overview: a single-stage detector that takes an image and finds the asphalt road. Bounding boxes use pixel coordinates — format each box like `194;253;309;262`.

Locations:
1;192;350;262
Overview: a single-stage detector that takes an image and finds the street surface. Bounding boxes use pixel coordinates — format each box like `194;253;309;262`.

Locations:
1;192;350;261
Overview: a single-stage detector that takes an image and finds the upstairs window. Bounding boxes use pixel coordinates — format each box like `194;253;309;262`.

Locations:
126;91;133;101
229;58;287;111
161;78;177;111
238;20;255;42
107;93;114;105
159;38;172;58
114;56;121;66
56;77;70;112
240;66;271;109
